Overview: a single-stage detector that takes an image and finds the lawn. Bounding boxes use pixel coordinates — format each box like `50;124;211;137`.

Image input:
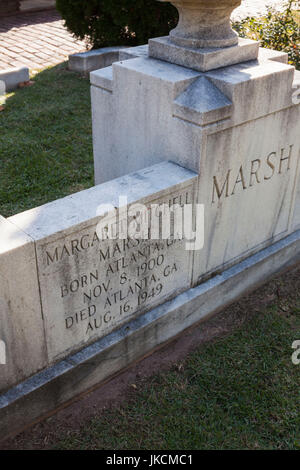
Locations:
54;282;300;450
3;264;299;450
0;63;93;217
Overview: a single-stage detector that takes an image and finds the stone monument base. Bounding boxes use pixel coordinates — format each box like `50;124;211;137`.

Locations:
1;0;299;435
1;228;299;441
149;36;259;72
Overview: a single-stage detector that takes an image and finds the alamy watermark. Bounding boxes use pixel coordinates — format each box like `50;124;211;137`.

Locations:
291;340;300;365
0;340;6;365
0;80;6;106
95;196;205;251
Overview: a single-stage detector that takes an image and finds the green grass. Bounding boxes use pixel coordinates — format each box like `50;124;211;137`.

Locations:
56;300;300;450
0;64;93;217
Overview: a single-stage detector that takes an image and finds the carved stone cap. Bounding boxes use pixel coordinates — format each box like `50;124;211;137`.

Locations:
158;0;242;48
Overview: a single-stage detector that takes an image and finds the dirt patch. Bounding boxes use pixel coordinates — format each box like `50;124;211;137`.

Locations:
1;263;299;450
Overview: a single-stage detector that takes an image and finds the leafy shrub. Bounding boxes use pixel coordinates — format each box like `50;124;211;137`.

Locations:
56;0;178;49
232;1;300;69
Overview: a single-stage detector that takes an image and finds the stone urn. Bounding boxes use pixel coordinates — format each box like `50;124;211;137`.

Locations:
158;0;242;48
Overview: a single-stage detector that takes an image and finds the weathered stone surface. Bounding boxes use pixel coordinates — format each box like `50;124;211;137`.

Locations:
158;0;242;48
92;53;298;182
91;57;201;184
119;45;149;61
9;162;197;362
151;0;259;71
70;45;151;74
90;66;113;92
91;48;300;285
69;47;125;74
205;60;296;126
149;36;259;72
173;76;233;125
193;106;300;283
293;180;300;231
258;47;288;64
106;44;289;67
291;70;300;231
1;228;299;440
0;67;29;92
0;216;46;393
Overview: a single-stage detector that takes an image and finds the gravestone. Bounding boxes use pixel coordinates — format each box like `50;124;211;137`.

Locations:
0;216;46;392
8;162;196;362
91;0;300;281
0;0;299;439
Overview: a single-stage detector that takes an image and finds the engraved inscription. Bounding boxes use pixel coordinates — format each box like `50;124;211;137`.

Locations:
59;238;179;335
212;145;293;203
37;188;194;361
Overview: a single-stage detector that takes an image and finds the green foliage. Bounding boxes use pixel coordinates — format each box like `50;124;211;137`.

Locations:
55;0;178;48
232;2;300;70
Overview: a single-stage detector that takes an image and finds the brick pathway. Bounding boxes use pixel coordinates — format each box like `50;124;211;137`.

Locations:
0;9;87;70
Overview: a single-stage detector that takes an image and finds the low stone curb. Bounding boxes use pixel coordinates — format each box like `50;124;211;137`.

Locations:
68;45;149;74
68;47;125;74
0;67;29;93
0;228;299;441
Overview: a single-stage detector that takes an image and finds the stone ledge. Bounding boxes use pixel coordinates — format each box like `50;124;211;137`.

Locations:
258;47;288;64
90;67;113;91
119;45;149;61
149;36;259;72
7;161;197;365
68;47;124;74
69;45;150;74
0;67;29;92
1;228;299;441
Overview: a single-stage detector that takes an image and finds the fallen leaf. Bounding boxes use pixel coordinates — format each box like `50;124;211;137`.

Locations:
18;80;35;88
